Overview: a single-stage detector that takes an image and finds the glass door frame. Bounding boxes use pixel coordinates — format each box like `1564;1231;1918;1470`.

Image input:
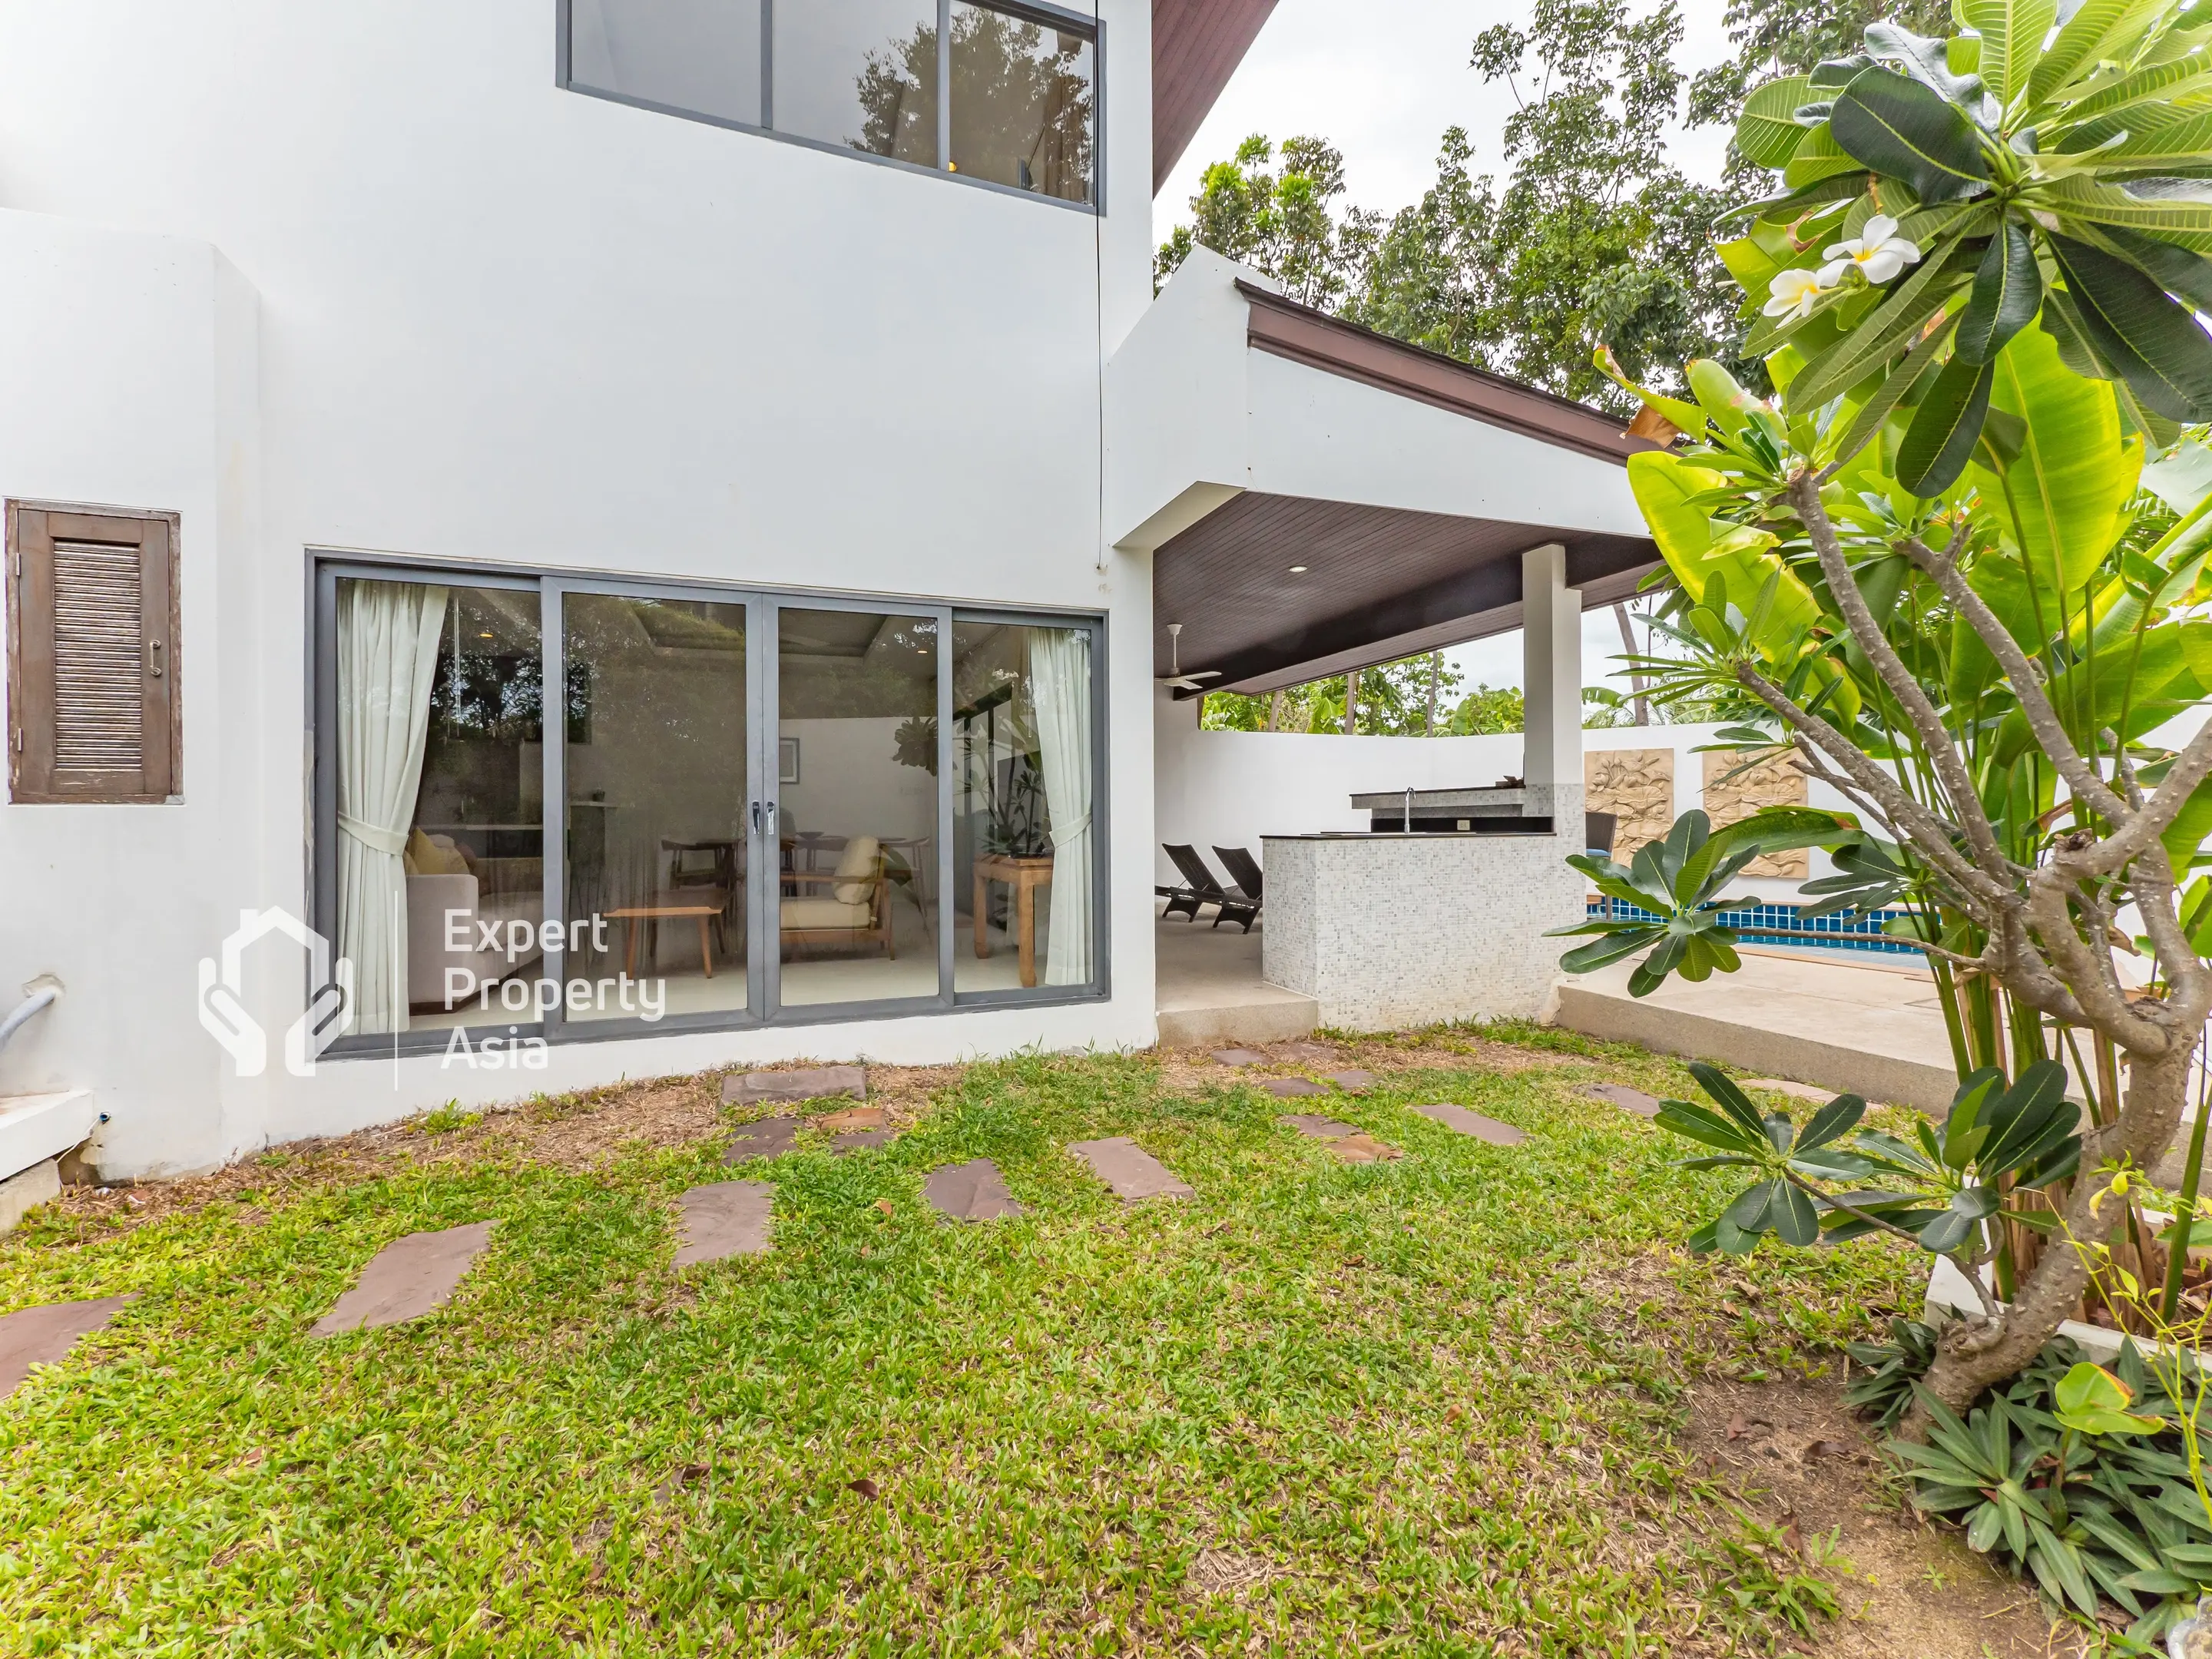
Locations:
539;575;772;1045
947;606;1111;1009
311;558;554;1061
309;551;1105;1061
759;592;956;1025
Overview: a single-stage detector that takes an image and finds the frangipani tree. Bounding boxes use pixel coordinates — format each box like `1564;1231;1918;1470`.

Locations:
1578;1;2212;1416
1733;0;2212;488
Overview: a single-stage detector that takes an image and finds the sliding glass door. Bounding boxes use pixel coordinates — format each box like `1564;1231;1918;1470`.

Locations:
560;591;752;1026
769;604;949;1013
316;564;1101;1057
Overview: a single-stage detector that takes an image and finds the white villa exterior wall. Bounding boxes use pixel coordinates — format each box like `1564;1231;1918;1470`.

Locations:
0;0;1159;1178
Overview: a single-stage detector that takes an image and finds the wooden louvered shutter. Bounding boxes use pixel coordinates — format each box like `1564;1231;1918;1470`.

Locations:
8;503;180;803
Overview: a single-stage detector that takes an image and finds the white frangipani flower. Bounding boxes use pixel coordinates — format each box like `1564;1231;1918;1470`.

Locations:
1819;214;1922;286
1764;266;1828;321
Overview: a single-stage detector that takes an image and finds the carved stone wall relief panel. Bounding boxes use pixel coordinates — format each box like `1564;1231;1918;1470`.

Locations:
1703;750;1809;877
1584;748;1675;860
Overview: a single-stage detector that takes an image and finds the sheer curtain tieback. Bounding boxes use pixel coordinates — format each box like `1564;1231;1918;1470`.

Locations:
338;814;409;857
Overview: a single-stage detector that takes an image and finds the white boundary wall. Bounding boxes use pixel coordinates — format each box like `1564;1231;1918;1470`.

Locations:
1154;692;1852;903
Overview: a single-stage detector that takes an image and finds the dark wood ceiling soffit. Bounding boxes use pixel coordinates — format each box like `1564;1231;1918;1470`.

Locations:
1152;492;1657;692
1153;0;1280;194
1238;282;1661;465
1214;561;1666;695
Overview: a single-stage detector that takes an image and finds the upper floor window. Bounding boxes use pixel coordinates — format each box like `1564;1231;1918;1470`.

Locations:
562;0;1099;209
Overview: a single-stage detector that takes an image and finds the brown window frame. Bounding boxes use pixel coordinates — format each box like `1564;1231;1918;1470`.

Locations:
6;500;182;804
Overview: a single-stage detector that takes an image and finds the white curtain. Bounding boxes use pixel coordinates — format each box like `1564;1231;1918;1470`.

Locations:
336;581;449;1034
1028;627;1093;987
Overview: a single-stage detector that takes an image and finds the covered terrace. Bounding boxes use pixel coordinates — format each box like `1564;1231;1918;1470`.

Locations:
1104;248;1663;1041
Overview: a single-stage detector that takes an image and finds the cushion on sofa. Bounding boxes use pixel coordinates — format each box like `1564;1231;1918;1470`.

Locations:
783;896;873;930
831;835;879;904
405;827;470;876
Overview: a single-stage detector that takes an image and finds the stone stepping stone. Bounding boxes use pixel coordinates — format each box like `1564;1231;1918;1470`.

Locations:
311;1221;495;1336
673;1181;773;1267
1583;1084;1663;1119
1742;1078;1835;1104
816;1104;887;1133
1326;1069;1376;1091
1277;1041;1340;1064
1279;1114;1359;1140
1262;1078;1330;1098
0;1295;131;1402
1332;1134;1402;1164
725;1116;802;1162
1069;1137;1194;1200
1210;1048;1268;1067
1413;1104;1527;1146
723;1065;866;1108
830;1129;897;1156
925;1159;1024;1221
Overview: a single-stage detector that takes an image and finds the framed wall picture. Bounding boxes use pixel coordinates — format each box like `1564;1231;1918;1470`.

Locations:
778;736;800;784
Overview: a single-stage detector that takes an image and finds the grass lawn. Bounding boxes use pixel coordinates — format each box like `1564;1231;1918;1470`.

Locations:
0;1027;1926;1656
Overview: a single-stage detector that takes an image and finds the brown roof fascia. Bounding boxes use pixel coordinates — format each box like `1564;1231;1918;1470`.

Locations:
1237;280;1660;466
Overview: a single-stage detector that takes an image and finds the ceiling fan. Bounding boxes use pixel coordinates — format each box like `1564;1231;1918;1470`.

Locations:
1157;623;1222;692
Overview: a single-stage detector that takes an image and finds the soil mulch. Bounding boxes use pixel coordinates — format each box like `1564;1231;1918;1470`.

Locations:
20;1061;970;1241
1681;1375;2071;1657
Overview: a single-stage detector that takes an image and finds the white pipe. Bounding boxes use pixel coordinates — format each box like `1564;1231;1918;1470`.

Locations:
0;982;60;1055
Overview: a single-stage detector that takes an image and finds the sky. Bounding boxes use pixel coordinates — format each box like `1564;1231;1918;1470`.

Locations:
1150;0;1743;698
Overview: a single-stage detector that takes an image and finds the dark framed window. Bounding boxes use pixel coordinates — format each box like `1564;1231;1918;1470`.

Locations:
559;0;1102;210
310;558;1108;1058
7;502;181;804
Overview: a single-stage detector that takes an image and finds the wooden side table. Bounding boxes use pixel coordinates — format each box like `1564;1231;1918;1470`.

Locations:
604;894;721;980
972;853;1055;988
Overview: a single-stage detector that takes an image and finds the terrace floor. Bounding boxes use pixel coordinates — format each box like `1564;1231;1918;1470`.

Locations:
1153;909;1317;1047
1556;945;1957;1111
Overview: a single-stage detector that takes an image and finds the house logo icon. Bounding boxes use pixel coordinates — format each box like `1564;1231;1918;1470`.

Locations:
196;907;355;1078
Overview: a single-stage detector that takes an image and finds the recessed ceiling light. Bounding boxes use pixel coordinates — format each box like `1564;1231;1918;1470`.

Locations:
1288;565;1308;573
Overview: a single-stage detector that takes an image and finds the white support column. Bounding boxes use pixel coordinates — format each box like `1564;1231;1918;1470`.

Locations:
1521;542;1582;830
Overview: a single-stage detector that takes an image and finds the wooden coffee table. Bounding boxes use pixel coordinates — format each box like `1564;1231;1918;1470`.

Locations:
972;853;1055;988
604;894;721;979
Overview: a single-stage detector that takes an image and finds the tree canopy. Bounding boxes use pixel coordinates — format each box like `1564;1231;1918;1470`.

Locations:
1158;0;1965;409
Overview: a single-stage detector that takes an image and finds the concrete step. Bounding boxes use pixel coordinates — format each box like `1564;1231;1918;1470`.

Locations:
1154;914;1318;1048
0;1090;99;1184
1553;949;1958;1114
1157;982;1318;1048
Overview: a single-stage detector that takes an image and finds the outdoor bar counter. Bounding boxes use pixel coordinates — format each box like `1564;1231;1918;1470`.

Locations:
1260;783;1586;1031
1220;542;1598;1031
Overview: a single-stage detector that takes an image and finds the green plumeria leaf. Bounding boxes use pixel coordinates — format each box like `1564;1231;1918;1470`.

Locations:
1898;350;1997;494
1655;1099;1770;1154
1796;1092;1868;1151
2049;231;2212;420
2093;220;2212;311
1775;1181;1822;1245
1955;218;2044;365
1831;65;1993;202
1688;1061;1770;1141
1825;309;1959;469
